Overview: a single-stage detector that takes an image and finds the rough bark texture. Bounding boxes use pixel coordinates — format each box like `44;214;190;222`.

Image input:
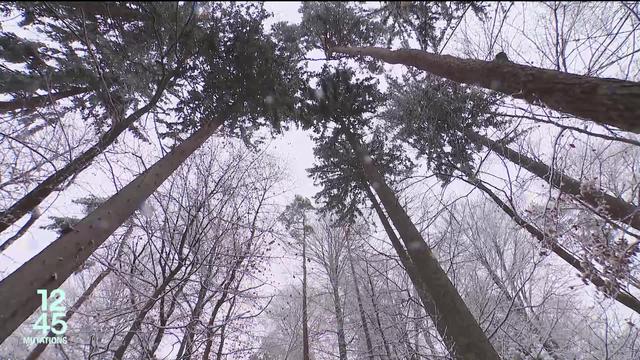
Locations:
0;74;173;235
348;135;500;360
0;118;224;344
466;131;640;231
0;87;90;113
333;46;640;134
470;177;640;314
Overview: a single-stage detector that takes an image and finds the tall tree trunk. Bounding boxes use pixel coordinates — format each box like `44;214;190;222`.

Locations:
346;133;500;360
0;73;174;235
175;271;212;360
346;242;374;360
0;87;90;113
364;262;392;360
362;183;449;354
468;176;640;314
0;117;224;344
331;281;349;360
302;217;311;360
332;46;640;133
26;224;134;360
466;130;640;231
112;263;184;359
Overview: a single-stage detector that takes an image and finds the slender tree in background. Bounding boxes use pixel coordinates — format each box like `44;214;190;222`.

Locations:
280;196;315;360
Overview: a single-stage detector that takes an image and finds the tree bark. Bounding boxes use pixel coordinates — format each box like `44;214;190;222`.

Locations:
0;117;224;344
0;87;90;113
332;46;640;133
346;241;374;360
466;130;640;231
0;73;173;235
347;133;500;360
469;176;640;314
26;224;133;360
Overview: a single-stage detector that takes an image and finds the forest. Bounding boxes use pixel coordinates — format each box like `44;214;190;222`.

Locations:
0;2;639;359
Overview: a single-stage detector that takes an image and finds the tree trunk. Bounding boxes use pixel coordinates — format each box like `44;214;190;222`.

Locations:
363;183;449;355
0;208;40;253
466;130;640;231
302;218;311;360
26;224;133;359
0;73;173;235
0;117;224;344
332;46;640;133
25;268;110;360
347;242;374;360
347;133;500;360
331;281;348;360
0;87;90;113
113;264;184;359
469;176;640;314
364;262;392;360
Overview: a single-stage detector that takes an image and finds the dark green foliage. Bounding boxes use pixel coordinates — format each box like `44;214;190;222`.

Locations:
308;129;412;222
302;66;412;222
383;74;503;183
374;1;488;50
171;3;303;148
1;2;200;134
299;65;382;139
299;2;383;55
41;196;106;234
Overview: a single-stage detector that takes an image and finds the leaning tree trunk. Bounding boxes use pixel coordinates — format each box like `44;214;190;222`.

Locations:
346;132;500;360
362;183;450;354
26;224;133;360
0;117;224;344
0;87;91;113
0;73;173;236
468;176;640;314
346;241;374;360
466;130;640;231
332;46;640;133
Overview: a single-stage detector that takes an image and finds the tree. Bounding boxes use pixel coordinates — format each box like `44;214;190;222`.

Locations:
280;195;315;360
302;66;499;359
331;45;640;133
0;2;301;343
